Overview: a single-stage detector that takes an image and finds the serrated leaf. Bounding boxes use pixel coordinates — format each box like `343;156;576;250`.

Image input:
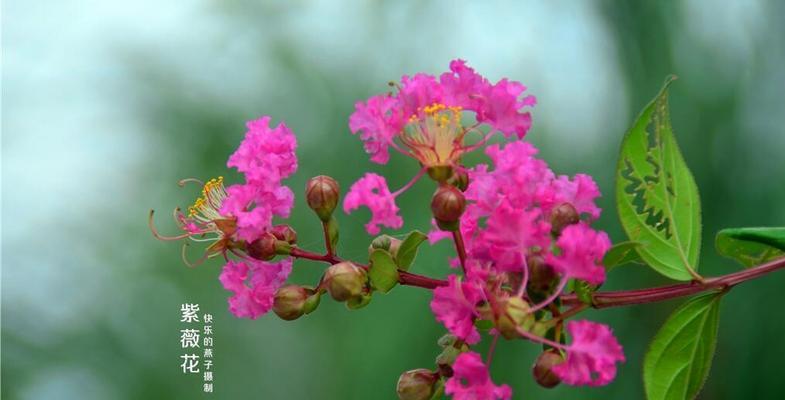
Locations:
616;76;702;281
368;249;399;293
715;227;785;267
644;292;722;400
604;241;644;271
395;230;428;270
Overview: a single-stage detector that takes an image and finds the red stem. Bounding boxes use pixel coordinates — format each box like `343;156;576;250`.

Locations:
452;230;468;274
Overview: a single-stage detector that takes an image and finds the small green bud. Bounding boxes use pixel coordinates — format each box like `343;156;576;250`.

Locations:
271;224;297;244
306;175;340;222
447;168;469;191
246;233;277;261
550;202;580;236
324;262;367;302
273;285;314;321
346;292;372;310
431;185;466;231
368;234;402;257
495;297;532;339
396;369;438;400
532;349;564;388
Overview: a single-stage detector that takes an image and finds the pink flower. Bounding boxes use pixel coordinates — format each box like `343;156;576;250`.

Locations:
430;276;484;345
445;352;512;400
480;204;551;272
349;94;402;164
547;223;611;285
542;174;602;220
343;173;403;235
221;183;294;242
552;320;625;386
348;60;534;168
227;116;297;183
219;258;293;319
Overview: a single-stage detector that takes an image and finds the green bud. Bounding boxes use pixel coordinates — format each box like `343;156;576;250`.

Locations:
495;297;533;339
346;292;372;310
431;185;466;231
306;175;340;222
447;168;469;191
550;202;579;236
324;262;367;302
396;369;438;400
368;234;402;258
532;349;564;388
273;285;313;321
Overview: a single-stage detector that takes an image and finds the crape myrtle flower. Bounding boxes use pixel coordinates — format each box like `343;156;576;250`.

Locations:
345;60;536;234
151;115;299;319
552;320;626;386
445;352;512;400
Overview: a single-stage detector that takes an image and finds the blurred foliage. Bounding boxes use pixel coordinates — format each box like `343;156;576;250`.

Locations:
3;1;785;399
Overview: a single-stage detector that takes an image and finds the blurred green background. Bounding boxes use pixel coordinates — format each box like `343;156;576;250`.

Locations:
3;1;785;399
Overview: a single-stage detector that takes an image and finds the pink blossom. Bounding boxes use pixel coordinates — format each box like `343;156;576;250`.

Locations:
440;59;490;111
343;173;403;235
219;258;293;319
349;94;402;164
227;116;297;183
480;204;551;272
477;78;536;139
445;352;512;400
542;174;602;219
552;320;625;386
398;73;444;116
547;223;611;285
430;276;484;345
220;183;294;242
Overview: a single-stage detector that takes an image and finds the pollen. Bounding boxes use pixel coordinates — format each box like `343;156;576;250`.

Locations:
188;176;227;219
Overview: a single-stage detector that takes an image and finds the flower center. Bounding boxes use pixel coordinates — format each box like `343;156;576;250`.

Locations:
401;103;464;167
188;176;228;222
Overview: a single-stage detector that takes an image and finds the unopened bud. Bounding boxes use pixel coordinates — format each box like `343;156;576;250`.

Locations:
496;297;532;339
532;349;564;388
368;234;402;257
306;175;340;221
324;262;367;302
271;224;297;244
431;185;466;231
527;254;556;294
246;233;277;261
396;369;438;400
273;285;316;321
447;169;469;191
550;202;580;236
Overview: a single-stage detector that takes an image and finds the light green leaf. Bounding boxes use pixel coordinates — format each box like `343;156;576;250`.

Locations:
604;241;644;271
644;292;723;400
715;227;785;267
368;249;399;293
616;76;702;281
395;230;428;271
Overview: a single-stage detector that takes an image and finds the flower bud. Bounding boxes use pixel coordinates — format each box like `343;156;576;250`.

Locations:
324;262;367;302
527;254;557;294
273;285;313;321
306;175;340;221
447;169;469;191
246;233;277;261
495;297;532;339
532;349;564;388
550;202;580;236
368;234;402;257
431;185;466;231
396;369;438;400
271;224;297;244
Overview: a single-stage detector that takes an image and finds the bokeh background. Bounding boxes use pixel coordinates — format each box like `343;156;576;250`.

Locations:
4;1;785;399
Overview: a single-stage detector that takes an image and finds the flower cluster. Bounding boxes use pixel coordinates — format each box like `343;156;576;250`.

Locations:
152;59;627;399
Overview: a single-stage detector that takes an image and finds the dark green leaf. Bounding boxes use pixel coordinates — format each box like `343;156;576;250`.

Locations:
368;249;399;293
715;227;785;267
616;76;702;281
644;292;723;400
604;241;644;271
395;230;428;270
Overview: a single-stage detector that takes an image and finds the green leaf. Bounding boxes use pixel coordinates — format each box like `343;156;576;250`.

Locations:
368;249;399;293
616;76;702;281
715;227;785;267
644;292;723;400
604;241;644;271
395;230;428;270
